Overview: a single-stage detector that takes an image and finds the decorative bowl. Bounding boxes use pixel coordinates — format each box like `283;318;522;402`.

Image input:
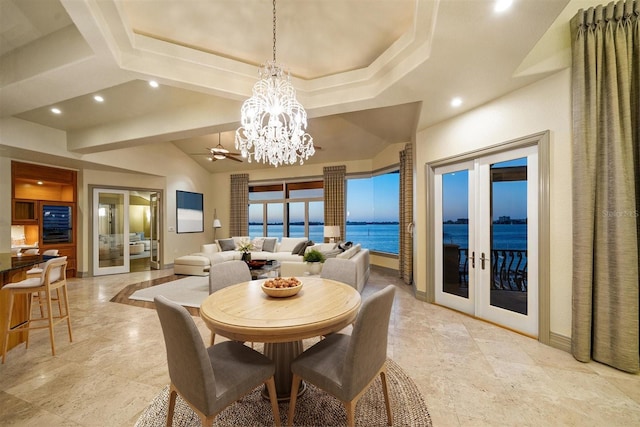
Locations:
261;278;303;298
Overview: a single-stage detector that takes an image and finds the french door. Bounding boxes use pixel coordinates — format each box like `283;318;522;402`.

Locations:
93;188;130;276
434;146;538;336
149;192;161;270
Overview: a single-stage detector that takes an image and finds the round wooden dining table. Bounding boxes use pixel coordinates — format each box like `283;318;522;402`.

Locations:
200;276;361;399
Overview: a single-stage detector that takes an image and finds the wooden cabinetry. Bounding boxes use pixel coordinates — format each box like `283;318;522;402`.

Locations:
11;162;77;277
12;199;37;224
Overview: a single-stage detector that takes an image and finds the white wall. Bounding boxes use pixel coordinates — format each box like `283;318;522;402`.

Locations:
415;69;573;338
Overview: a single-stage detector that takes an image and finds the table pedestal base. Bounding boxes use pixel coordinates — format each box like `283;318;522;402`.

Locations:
263;340;306;400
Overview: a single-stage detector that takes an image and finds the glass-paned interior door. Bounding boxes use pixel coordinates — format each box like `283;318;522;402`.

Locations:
93;188;130;276
149;192;161;270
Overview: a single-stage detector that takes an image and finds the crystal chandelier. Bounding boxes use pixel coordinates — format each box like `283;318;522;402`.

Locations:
235;0;314;167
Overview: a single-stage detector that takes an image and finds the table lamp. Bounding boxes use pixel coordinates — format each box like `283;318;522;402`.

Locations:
324;225;340;243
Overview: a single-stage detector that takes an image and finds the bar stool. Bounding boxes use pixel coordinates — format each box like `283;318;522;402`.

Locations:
26;250;60;317
2;257;73;363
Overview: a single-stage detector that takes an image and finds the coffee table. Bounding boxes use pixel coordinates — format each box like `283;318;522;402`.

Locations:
248;260;280;279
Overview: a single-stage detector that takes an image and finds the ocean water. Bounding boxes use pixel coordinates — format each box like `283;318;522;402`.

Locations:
443;223;527;250
248;223;400;254
247;223;526;255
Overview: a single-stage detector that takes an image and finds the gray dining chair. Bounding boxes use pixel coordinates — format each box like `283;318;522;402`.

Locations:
154;296;281;427
320;258;357;288
209;260;251;293
287;285;395;426
208;260;252;345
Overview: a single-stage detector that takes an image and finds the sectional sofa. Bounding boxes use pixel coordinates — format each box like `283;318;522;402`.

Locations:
173;236;370;292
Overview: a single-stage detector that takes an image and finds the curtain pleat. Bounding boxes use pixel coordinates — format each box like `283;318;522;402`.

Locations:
399;144;414;285
323;166;346;241
230;174;249;237
571;0;639;373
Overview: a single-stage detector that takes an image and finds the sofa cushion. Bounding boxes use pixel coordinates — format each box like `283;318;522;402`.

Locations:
219;238;236;251
251;237;265;251
279;237;308;253
291;240;308;255
262;237;278;252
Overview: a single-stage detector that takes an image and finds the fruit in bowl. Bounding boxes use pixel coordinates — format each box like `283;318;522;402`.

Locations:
262;277;302;297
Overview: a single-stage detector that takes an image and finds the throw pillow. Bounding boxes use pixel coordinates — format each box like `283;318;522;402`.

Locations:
262;238;278;253
338;241;353;252
251;237;265;251
291;240;308;255
279;237;308;252
218;238;236;251
298;240;314;255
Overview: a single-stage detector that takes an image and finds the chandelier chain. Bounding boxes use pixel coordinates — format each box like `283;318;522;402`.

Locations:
272;0;277;63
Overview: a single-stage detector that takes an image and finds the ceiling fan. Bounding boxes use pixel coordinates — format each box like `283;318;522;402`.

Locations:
192;134;243;162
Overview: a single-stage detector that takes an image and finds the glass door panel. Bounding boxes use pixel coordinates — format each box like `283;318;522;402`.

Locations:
434;161;475;315
266;203;283;237
476;146;538;336
93;188;130;276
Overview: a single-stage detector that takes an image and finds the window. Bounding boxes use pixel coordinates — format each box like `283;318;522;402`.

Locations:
346;170;399;254
249;181;323;241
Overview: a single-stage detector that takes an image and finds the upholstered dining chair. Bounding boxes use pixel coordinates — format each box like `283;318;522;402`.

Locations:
208;260;252;345
2;256;72;364
154;296;281;427
287;285;396;427
320;258;357;288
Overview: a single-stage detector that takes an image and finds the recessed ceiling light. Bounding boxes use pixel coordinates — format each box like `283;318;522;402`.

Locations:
51;107;61;114
37;181;43;185
451;97;463;107
149;80;159;88
494;0;513;13
93;95;104;102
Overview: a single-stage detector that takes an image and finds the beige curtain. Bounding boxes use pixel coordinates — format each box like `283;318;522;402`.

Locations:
230;173;249;237
571;0;639;373
323;166;346;240
399;143;414;285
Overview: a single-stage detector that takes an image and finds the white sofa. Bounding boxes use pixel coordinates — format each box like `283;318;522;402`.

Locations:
173;237;370;292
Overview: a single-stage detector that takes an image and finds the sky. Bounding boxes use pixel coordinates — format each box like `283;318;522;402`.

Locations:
442;158;528;222
248;172;400;223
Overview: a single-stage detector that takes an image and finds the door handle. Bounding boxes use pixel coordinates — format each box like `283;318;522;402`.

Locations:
480;252;487;270
471;251;475;268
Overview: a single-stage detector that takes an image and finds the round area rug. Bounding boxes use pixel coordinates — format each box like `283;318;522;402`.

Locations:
135;359;432;427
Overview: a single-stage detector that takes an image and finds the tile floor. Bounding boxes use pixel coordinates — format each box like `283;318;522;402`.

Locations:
0;266;639;426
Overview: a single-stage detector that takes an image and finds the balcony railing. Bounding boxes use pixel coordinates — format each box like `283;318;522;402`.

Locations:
456;248;528;291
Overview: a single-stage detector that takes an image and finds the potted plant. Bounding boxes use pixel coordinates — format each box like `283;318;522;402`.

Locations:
237;240;254;262
303;249;326;275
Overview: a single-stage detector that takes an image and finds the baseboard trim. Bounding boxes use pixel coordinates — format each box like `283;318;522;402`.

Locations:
549;332;571;353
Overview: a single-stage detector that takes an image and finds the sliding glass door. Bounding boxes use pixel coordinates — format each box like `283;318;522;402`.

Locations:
93;188;130;276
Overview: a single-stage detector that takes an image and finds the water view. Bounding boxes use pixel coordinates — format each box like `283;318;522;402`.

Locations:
249;223;400;254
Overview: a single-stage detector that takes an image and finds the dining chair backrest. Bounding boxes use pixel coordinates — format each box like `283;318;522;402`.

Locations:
342;285;395;396
42;249;59;256
320;258;357;288
209;260;251;294
23;248;39;255
154;295;217;416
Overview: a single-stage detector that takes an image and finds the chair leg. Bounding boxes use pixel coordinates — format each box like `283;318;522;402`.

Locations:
61;284;73;342
344;400;356;427
2;292;15;364
380;368;393;426
45;288;56;356
210;332;215;346
287;373;301;426
25;291;34;349
166;385;178;427
264;376;281;426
